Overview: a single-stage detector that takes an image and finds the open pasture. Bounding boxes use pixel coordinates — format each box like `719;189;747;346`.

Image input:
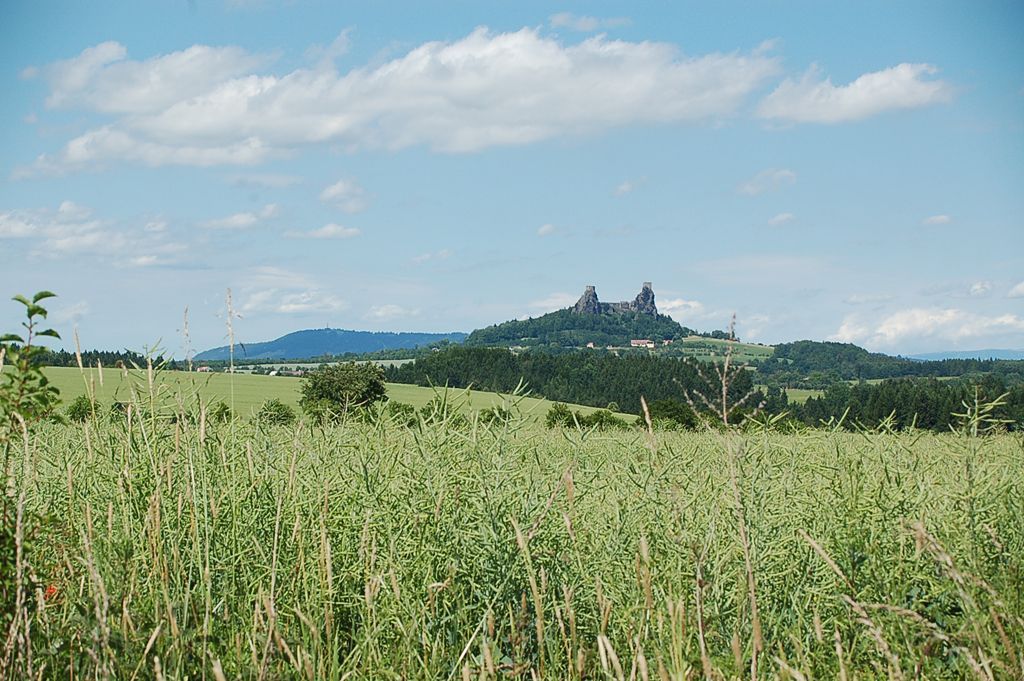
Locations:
40;366;629;421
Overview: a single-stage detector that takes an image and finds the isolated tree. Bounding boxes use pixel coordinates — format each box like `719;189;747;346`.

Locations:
300;362;387;421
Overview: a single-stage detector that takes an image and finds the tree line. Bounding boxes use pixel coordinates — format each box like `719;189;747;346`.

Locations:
388;346;1024;432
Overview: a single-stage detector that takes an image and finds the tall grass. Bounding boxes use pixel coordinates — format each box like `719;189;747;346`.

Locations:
2;377;1023;679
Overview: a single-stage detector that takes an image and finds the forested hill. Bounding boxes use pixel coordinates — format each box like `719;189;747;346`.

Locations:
755;340;1024;387
465;308;691;348
195;328;467;361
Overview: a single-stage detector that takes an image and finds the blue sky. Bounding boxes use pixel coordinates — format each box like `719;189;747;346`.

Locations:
1;0;1022;356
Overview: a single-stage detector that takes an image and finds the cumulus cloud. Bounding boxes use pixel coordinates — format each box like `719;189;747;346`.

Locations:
0;201;183;262
830;307;1024;350
1009;281;1024;298
922;214;951;225
319;179;369;213
239;266;347;315
31;41;268;114
767;212;794;226
365;304;419;320
412;249;451;264
613;178;644;196
659;298;705;319
226;172;302;188
758;63;953;123
737;168;796;195
200;203;278;229
537;223;556;237
549;13;630;32
527;292;578;314
969;281;992;297
844;292;894;305
22;29;781;171
284;223;361;239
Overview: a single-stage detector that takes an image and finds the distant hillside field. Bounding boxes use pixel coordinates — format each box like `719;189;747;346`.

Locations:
195;328;467;361
41;366;629;422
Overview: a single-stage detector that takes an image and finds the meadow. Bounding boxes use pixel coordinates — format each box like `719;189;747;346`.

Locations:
40;366;630;421
2;374;1022;679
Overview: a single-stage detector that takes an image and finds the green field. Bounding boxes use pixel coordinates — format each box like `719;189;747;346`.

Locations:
41;366;631;421
2;406;1020;678
667;336;775;363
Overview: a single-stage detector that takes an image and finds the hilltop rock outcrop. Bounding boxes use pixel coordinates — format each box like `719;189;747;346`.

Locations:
572;283;658;316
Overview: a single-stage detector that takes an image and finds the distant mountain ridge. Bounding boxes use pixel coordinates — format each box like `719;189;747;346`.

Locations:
908;349;1024;361
195;328;467;361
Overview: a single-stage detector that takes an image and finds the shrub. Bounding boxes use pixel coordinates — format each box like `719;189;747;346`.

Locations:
65;395;100;423
545;402;576;428
300;362;387;422
256;399;297;426
478;405;513;425
578;409;630;431
208;401;232;424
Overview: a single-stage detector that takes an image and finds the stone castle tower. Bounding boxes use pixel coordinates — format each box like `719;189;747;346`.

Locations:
573;282;657;316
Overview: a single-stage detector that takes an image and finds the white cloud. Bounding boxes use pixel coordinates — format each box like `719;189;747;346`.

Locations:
549;13;630;32
1009;281;1024;298
19;127;273;176
366;304;420;320
537;223;556;237
767;212;794;226
659;298;705;319
23;29;781;171
969;281;992;297
0;202;184;261
51;300;90;325
34;41;268;114
200;203;278;229
613;178;644;196
412;249;451;264
922;214;951;225
830;307;1024;350
319;179;369;213
239;267;347;315
285;223;361;239
226;172;302;188
844;292;894;305
758;63;953;123
527;292;578;314
737;168;796;195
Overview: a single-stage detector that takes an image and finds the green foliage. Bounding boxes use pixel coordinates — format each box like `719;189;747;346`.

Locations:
1;291;61;653
545;403;632;430
387;346;747;416
256;398;296;426
478;405;512;425
465;308;689;348
299;362;387;421
646;398;698;430
208;401;232;424
65;395;100;423
4;414;1020;678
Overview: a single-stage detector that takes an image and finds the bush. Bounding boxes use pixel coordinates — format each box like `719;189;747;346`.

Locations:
578;409;631;431
300;362;387;422
208;401;232;424
256;399;297;426
545;402;576;428
65;395;100;423
478;405;513;425
420;396;469;429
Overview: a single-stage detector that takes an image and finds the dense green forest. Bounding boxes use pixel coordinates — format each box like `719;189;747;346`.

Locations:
388;346;1024;431
385;346;758;416
464;309;691;348
756;340;1024;388
36;348;178;369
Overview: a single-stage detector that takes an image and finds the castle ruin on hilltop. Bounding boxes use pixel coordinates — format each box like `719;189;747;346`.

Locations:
572;282;657;316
